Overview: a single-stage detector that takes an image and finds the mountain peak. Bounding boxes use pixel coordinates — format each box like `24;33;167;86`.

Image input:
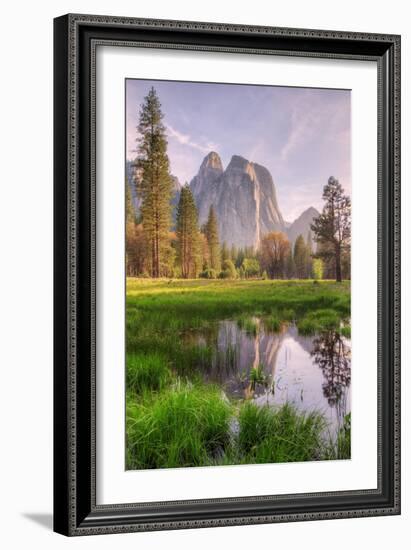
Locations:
190;153;285;248
294;206;320;221
303;206;319;216
286;206;320;246
226;155;251;172
200;151;223;172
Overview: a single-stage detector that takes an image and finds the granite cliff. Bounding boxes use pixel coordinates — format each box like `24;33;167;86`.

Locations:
190;152;285;248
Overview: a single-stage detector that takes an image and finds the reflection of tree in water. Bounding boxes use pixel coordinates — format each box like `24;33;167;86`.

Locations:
311;331;351;423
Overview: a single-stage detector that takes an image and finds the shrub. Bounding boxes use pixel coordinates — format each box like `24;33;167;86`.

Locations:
237;266;246;279
312;258;324;280
242;258;260;278
219;259;237;279
199;268;218;279
340;325;351;338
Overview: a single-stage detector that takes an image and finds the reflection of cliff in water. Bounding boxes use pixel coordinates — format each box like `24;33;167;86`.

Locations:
183;319;351;432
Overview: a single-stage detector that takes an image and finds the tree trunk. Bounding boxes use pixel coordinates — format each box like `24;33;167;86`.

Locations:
154;220;160;278
151;239;156;278
335;245;342;283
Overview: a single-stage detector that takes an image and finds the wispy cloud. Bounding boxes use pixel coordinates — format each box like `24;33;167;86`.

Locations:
166;123;218;154
280;94;349;163
279;92;327;162
280;109;315;161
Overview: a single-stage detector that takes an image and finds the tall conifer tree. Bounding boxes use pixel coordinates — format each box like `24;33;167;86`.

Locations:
311;176;351;283
176;184;201;278
135;87;173;278
230;244;238;266
286;249;295;279
221;242;230;263
305;230;314;278
294;234;308;279
205;205;221;272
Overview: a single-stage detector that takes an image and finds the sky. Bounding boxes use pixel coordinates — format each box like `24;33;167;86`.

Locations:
126;79;351;222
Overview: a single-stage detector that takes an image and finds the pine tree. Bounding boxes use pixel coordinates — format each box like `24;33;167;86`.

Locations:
307;230;313;252
311;176;351;283
286;249;295;279
205;206;221;272
198;233;210;271
176;184;201;278
230;244;238;266
221;242;230;263
235;248;245;269
126;176;135;225
305;230;314;278
135;87;173;278
294;234;308;279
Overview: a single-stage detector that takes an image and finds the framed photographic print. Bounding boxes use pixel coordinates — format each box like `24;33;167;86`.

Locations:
53;14;401;536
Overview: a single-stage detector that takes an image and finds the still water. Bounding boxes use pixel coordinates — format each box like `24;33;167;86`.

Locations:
183;319;351;433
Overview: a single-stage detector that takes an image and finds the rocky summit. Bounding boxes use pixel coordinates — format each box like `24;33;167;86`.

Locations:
190;152;287;248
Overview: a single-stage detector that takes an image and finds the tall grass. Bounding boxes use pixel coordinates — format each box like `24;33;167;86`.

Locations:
238;402;327;463
323;413;351;460
297;308;341;335
249;365;266;390
127;352;171;394
266;315;281;332
126;382;232;469
237;316;258;336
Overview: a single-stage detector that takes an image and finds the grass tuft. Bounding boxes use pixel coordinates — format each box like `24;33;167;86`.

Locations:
267;316;281;332
297;309;341;335
126;383;232;469
238;402;327;463
323;413;351;460
127;353;171;394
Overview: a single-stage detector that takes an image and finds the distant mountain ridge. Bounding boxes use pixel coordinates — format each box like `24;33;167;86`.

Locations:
286;206;320;246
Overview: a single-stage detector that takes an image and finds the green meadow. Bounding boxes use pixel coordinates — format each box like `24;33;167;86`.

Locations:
126;278;351;470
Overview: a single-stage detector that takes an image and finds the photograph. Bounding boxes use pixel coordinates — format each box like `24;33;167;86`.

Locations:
125;79;352;470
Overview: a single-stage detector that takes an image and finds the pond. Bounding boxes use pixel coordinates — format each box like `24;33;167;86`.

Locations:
182;318;351;434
